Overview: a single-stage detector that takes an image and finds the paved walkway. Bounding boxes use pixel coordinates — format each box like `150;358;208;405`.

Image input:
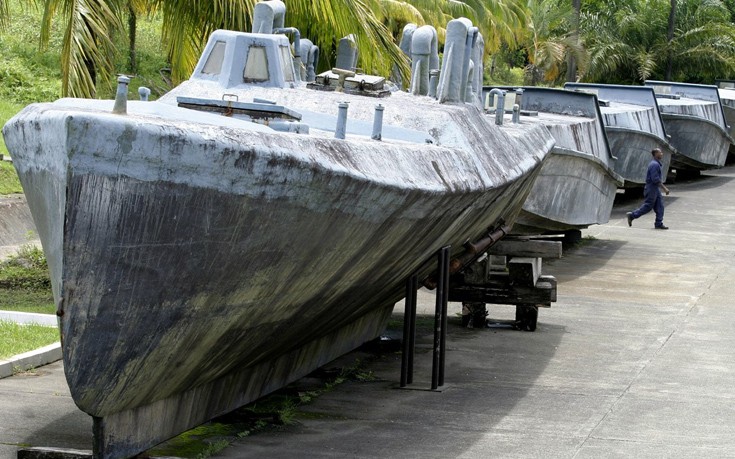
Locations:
1;166;734;458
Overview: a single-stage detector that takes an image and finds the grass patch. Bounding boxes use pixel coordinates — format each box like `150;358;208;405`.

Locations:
0;289;54;314
0;99;24;161
0;0;170;103
0;320;59;360
0;244;54;314
0;160;23;195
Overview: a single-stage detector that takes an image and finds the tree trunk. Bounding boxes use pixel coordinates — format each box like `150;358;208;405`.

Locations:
566;0;581;82
666;0;676;80
128;2;137;74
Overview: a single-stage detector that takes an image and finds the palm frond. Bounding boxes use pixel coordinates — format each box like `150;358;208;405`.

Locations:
45;0;122;97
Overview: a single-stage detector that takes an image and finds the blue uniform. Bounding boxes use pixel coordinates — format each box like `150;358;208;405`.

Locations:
631;159;665;227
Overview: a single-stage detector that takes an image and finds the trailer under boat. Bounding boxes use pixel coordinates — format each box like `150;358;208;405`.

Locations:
644;80;733;171
484;86;622;236
2;9;554;458
564;83;676;188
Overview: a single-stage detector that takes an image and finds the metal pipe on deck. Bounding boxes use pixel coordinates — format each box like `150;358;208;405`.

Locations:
487;88;506;125
138;87;151;101
371;104;384;140
252;0;285;34
112;76;130;115
274;27;302;82
515;88;524;108
428;70;440;98
335;102;349;139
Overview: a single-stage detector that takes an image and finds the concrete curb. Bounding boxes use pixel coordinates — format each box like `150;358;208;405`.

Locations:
0;311;61;379
0;342;62;378
0;310;58;326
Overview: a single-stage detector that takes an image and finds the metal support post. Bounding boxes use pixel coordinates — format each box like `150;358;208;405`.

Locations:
431;246;450;390
400;272;418;387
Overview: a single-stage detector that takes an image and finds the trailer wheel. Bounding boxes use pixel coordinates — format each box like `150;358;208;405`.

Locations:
462;302;487;328
515;304;538;331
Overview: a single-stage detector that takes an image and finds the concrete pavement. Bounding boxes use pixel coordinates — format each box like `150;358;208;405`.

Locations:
214;167;735;458
1;166;735;458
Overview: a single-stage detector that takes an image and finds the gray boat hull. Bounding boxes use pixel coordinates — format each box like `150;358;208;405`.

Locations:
492;87;621;234
646;80;732;170
722;104;735;158
605;127;673;187
661;114;731;169
3;100;551;457
514;148;620;234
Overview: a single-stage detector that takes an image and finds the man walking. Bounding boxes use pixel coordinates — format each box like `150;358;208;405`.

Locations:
627;148;670;229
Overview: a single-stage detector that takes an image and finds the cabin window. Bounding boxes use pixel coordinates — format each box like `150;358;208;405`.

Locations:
243;46;270;83
279;45;295;82
202;41;226;75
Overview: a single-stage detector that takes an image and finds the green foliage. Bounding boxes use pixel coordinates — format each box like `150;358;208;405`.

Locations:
0;320;59;360
0;288;55;314
146;423;236;458
117;12;170;99
0;1;63;104
0;0;171;100
0;243;54;315
0;98;24;160
0;160;23;194
581;0;735;83
0;243;50;290
486;61;524;86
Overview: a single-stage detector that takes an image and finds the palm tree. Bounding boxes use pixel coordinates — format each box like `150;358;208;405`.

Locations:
36;0;535;97
375;0;527;54
565;0;580;81
39;0;412;97
665;0;676;80
40;0;122;98
0;0;8;28
581;0;665;83
583;0;735;84
521;0;586;85
666;0;735;82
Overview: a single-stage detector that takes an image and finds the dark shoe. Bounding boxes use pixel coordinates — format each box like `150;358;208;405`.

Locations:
626;212;633;227
655;225;669;230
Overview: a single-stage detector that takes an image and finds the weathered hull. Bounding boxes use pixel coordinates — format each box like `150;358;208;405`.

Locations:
720;101;735;158
646;80;732;170
660;114;730;169
514;148;619;234
492;87;621;234
605;127;673;187
722;98;735;138
3;100;552;457
563;83;676;187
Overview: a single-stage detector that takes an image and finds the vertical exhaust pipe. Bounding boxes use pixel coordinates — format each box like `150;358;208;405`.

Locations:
429;70;440;98
512;88;523;123
112;75;130;115
138;87;151;101
335;102;349;139
372;104;384;140
487;88;506;125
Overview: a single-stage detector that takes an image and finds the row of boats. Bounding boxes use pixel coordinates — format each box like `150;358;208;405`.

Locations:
3;2;734;457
